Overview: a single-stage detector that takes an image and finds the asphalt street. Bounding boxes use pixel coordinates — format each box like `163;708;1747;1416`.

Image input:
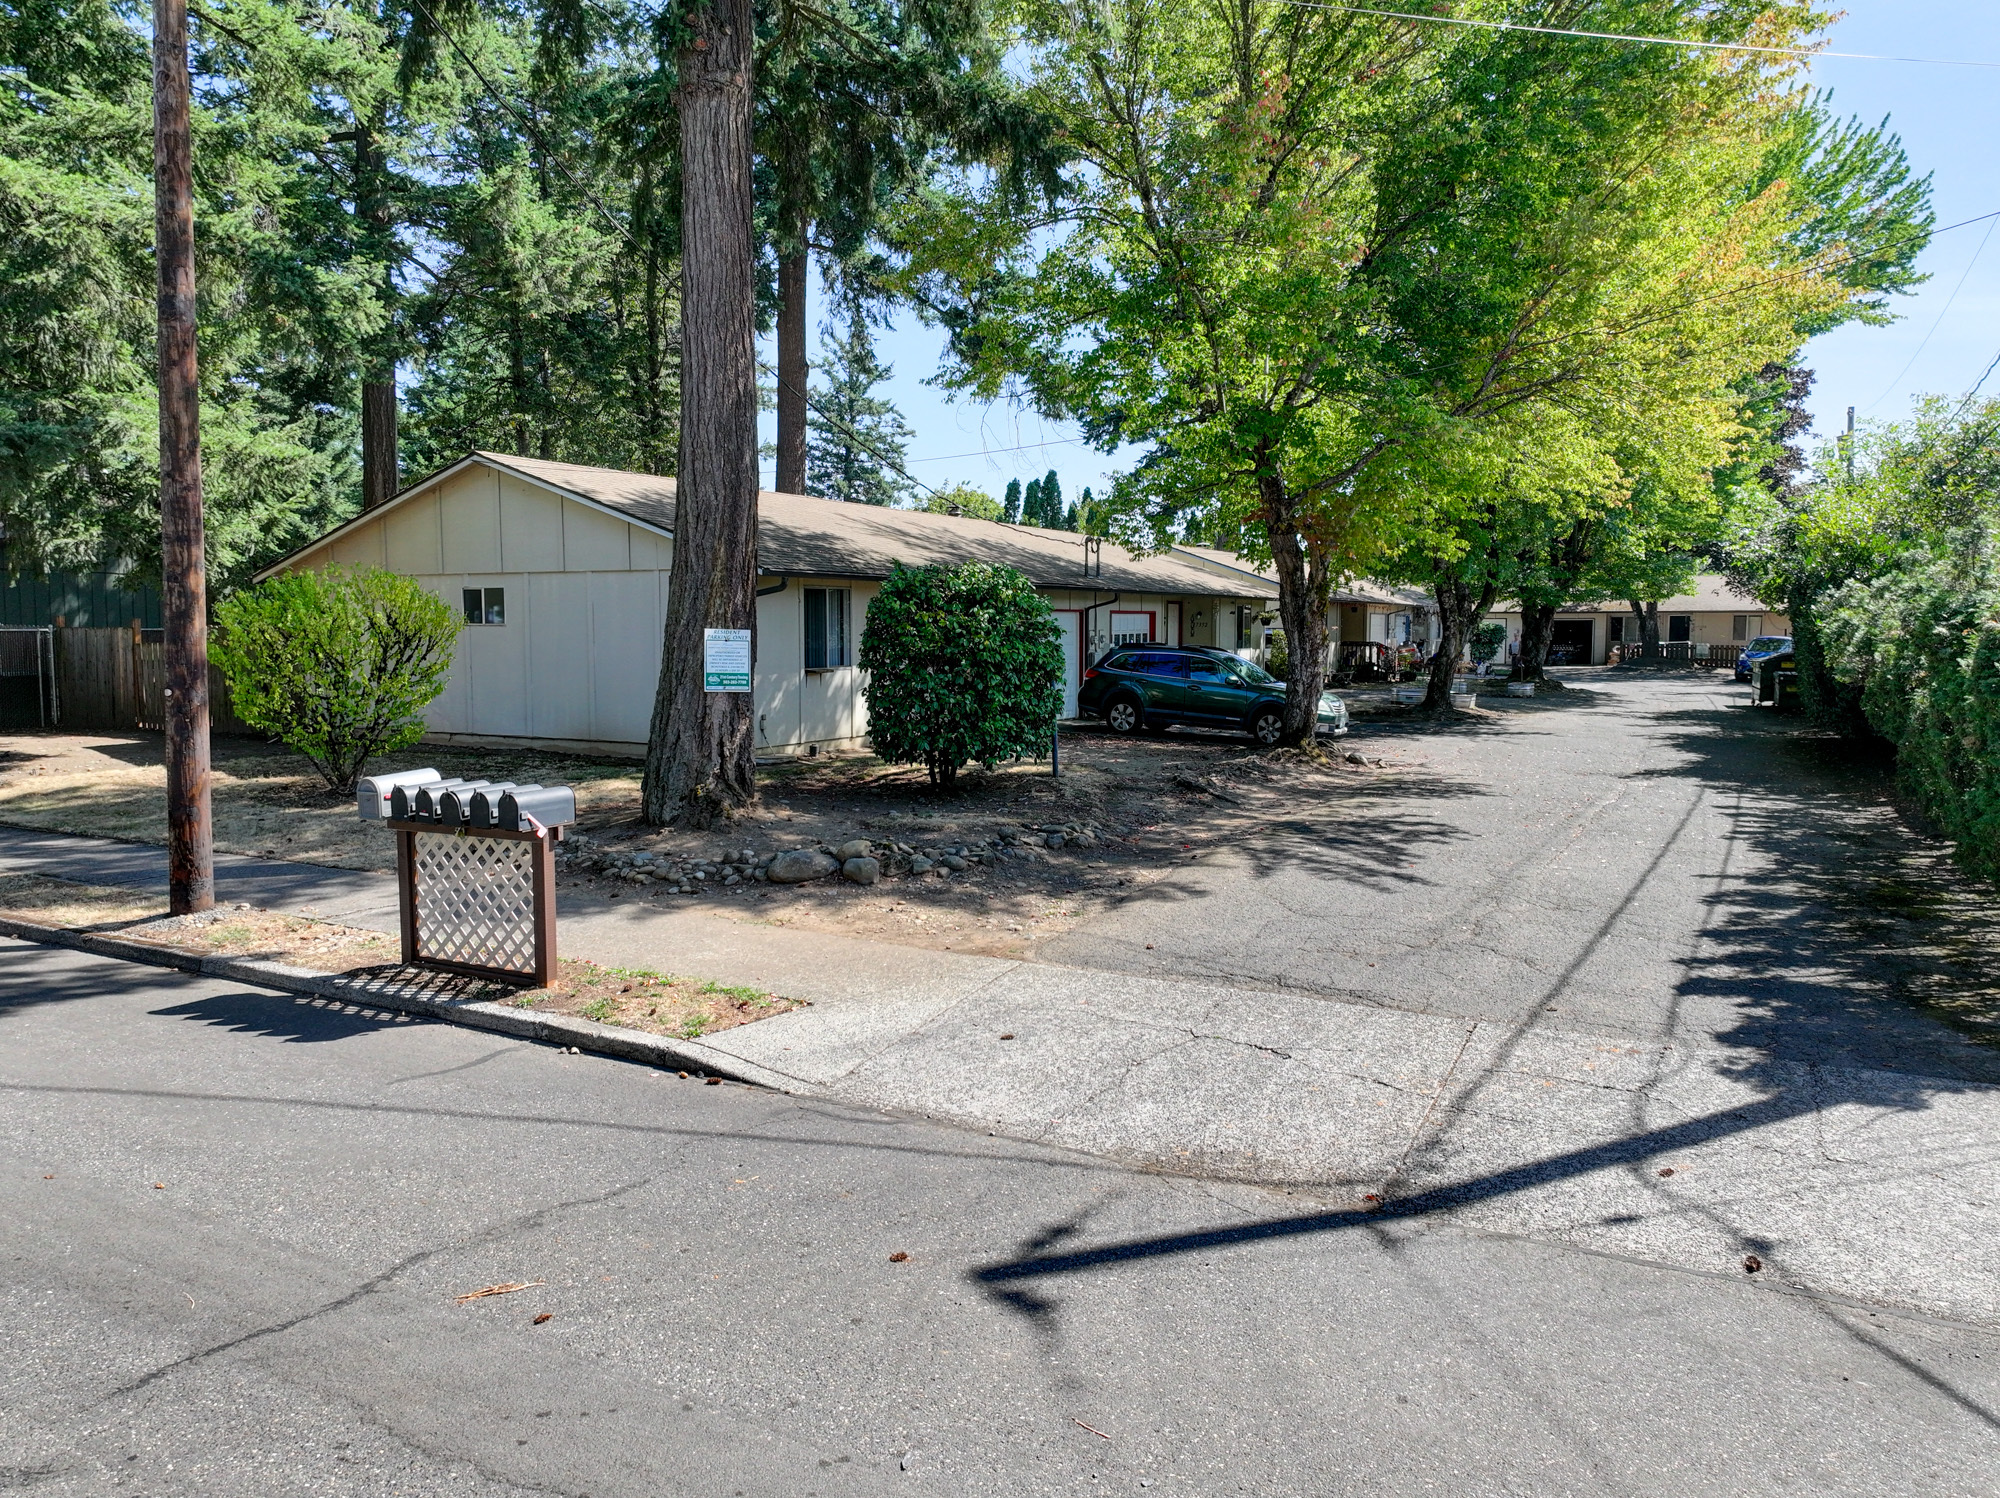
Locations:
5;940;2000;1497
1046;671;2000;1084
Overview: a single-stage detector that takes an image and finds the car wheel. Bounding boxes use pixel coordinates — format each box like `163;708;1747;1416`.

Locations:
1105;696;1142;734
1249;707;1285;746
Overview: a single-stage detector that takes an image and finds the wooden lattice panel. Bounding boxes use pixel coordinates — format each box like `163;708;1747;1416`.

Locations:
410;829;540;978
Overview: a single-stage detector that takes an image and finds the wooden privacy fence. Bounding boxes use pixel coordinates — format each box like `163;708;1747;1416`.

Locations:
50;626;259;736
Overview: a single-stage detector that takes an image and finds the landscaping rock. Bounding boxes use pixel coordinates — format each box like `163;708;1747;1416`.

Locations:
1044;832;1066;850
834;838;874;861
842;856;881;885
909;856;935;874
941;854;969;872
767;849;840;884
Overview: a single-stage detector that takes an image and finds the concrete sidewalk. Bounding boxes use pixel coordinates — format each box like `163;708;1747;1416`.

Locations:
5;820;1998;1331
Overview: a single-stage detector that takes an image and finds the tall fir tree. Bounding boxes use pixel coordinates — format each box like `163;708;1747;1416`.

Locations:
1003;477;1023;523
1039;469;1064;528
805;298;913;505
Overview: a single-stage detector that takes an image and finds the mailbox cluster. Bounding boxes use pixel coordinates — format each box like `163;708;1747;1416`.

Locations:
355;768;575;986
357;769;577;834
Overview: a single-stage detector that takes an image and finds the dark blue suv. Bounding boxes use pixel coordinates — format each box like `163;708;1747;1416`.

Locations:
1735;635;1791;682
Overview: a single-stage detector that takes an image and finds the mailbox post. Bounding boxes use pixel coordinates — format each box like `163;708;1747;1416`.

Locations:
357;771;578;987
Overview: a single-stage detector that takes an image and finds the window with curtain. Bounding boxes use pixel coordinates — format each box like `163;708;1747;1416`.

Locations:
804;587;850;668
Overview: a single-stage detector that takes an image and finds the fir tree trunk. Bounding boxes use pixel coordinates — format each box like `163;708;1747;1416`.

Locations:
642;0;758;827
361;379;398;507
1513;604;1558;682
1259;465;1332;748
776;246;808;493
353;120;398;508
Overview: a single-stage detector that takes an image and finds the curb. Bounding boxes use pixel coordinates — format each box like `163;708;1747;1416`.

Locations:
0;914;801;1091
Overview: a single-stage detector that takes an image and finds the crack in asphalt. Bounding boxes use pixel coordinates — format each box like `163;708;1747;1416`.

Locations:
96;1176;656;1407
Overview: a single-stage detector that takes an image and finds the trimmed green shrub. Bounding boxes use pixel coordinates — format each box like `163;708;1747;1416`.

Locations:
212;566;462;793
859;560;1064;788
1822;526;2000;879
1470;622;1508;664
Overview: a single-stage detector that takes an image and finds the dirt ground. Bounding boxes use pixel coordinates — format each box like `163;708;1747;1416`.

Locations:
560;709;1433;959
0;700;1432;961
0;872;801;1043
0;733;640;872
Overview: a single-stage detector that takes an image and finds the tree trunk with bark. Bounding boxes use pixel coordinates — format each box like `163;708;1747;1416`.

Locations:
1424;573;1498;710
351;119;398;508
1512;603;1558;682
361;379;397;506
775;247;808;493
1259;466;1333;748
1627;599;1661;650
641;0;758;827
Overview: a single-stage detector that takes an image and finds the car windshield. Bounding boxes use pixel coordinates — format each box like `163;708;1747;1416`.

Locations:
1232;659;1277;685
1746;637;1789;652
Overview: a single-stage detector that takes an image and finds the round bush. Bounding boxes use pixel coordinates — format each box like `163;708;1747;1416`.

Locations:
859;561;1064;788
212;566;462;793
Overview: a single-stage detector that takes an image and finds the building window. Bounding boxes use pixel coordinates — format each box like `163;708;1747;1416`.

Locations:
1608;615;1626;643
1731;614;1748;641
1668;614;1692;643
463;587;505;626
805;587;850;668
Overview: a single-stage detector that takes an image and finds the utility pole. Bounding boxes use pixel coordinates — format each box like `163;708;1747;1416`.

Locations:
1845;405;1856;482
153;0;214;914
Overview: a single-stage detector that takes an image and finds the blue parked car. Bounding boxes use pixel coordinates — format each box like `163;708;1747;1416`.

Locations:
1735;635;1792;683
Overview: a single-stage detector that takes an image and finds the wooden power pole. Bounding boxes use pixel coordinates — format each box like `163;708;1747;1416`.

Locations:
153;0;214;914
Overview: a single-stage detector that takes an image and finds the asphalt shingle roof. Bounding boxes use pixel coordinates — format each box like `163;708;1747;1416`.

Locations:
480;453;1274;599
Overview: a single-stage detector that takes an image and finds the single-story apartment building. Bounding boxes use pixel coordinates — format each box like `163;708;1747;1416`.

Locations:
1481;574;1790;666
258;451;1282;757
1167;545;1438;654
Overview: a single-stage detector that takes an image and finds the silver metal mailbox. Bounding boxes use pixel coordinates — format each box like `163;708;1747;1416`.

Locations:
500;786;577;832
357;768;440;820
471;784;533;827
362;771;576;987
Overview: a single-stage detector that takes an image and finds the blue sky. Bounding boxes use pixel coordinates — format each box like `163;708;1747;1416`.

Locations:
759;3;2000;499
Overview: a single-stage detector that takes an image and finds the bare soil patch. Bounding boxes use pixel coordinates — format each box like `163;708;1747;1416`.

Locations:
0;733;642;872
0;872;802;1043
560;725;1420;959
0;722;1437;961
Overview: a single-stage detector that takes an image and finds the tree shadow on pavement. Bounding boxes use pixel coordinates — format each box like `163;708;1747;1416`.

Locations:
1646;700;2000;1081
971;692;2000;1359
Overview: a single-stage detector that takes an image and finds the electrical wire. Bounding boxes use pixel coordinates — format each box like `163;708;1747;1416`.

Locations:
1267;1;2000;69
409;0;1999;495
1863;215;1999;414
903;435;1089;462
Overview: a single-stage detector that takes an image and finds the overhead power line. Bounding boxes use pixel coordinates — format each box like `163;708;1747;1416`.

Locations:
1272;2;2000;68
1864;217;1999;414
904;436;1089;463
